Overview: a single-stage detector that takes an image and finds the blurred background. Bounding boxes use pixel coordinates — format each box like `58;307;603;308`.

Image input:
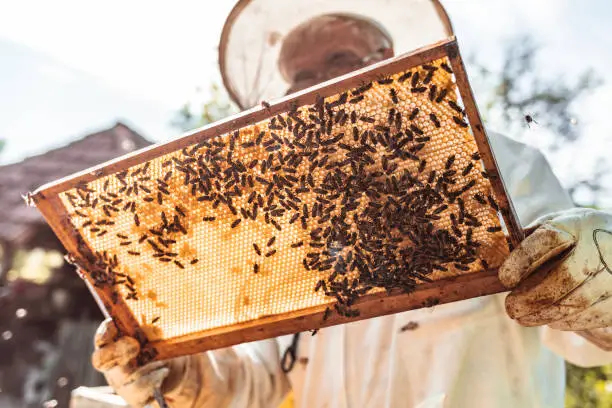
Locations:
0;0;611;407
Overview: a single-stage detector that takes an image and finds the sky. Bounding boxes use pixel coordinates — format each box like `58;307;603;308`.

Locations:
0;0;611;202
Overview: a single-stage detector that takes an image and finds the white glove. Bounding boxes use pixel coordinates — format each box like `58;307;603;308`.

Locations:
92;319;191;407
499;208;612;331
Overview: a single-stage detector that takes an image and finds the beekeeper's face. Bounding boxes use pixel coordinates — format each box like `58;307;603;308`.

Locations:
279;14;394;95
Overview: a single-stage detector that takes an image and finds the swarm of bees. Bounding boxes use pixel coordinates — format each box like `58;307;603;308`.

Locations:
58;56;509;335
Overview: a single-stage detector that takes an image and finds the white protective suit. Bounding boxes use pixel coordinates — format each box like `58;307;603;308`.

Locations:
159;131;612;408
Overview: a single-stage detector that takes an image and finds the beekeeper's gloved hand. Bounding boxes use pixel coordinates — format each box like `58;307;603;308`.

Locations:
92;319;198;407
500;208;612;332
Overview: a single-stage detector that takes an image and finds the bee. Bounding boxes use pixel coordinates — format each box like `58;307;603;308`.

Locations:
389;88;399;104
398;71;412;82
418;160;427;173
429;113;441;128
440;62;453;73
524;114;538;128
394;112;402;130
448;100;464;114
460;180;477;194
462;163;474;176
289;213;300;224
473;193;487;205
428;84;437;102
349;95;365;104
433;204;448;214
435;88;448;103
453;116;468;128
352;81;373;95
488;195;500;211
377;76;393;85
404;108;419;123
411;71;420;88
315;280;325;292
400;321;419;332
445;155;455;170
271;219;282;231
457;198;466;223
410;124;424;135
387;108;396;125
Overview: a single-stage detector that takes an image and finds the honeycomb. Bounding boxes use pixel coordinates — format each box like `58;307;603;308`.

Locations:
35;53;514;351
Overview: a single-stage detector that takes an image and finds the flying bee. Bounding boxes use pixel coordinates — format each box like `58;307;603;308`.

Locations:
524;114;538;128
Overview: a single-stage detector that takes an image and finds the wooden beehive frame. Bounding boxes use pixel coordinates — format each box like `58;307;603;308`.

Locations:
32;37;524;361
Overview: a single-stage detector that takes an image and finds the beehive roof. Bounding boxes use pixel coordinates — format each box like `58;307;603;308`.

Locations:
0;122;151;246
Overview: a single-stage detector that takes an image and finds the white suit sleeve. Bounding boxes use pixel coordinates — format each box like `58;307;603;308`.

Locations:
165;339;290;407
541;327;612;368
490;131;612;367
487;131;574;227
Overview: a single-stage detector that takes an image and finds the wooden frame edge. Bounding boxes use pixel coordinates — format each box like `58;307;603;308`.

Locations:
31;194;142;337
445;42;525;248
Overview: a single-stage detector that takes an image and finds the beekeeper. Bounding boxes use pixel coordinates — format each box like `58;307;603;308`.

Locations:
91;1;612;407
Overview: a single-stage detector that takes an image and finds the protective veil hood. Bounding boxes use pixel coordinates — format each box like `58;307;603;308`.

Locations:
219;0;453;109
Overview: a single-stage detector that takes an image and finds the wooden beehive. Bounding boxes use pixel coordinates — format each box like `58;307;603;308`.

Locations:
31;37;523;362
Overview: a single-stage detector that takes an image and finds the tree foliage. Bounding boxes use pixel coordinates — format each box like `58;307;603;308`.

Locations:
472;36;600;147
467;35;607;208
171;83;236;131
566;364;612;408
